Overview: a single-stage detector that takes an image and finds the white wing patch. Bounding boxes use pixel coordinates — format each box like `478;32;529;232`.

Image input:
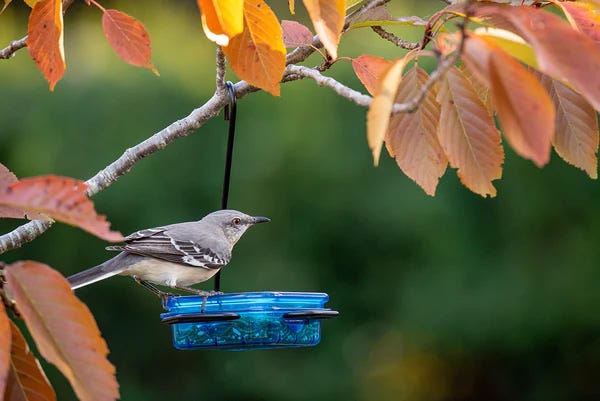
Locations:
170;238;226;268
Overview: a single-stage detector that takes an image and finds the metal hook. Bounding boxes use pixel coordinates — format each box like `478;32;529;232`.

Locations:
215;81;237;292
224;81;236;121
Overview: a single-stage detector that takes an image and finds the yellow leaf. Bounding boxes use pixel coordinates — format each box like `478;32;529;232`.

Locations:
436;66;503;197
366;57;408;166
4;261;119;401
23;0;39;7
302;0;345;59
539;73;599;178
385;65;447;196
223;0;285;96
197;0;244;46
289;0;295;14
462;34;555;167
473;27;537;68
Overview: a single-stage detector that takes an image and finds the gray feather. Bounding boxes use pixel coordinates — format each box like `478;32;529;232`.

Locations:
67;253;144;289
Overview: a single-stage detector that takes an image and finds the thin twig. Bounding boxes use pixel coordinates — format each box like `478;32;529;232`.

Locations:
371;26;420;50
0;37;27;60
216;46;227;92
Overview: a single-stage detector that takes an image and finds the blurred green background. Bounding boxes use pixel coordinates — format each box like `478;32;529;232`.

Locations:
1;1;599;400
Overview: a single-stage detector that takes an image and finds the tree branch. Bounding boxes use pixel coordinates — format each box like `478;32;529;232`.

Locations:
371;26;420;50
0;37;27;60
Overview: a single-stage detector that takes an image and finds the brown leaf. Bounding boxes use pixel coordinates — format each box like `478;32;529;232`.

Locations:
460;63;493;116
0;302;10;397
462;34;555;167
367;57;409;166
553;1;600;50
281;20;313;48
352;54;393;96
436;66;503;197
5;320;56;401
475;4;600;112
539;74;599;178
4;261;118;401
27;0;65;91
223;0;286;96
385;65;446;196
302;0;345;59
197;0;244;46
102;9;158;75
0;176;123;242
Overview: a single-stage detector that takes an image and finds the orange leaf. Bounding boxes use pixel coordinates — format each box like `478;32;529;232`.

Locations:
367;57;409;166
0;302;10;397
352;54;393;96
4;261;118;401
281;20;313;48
462;34;555;167
302;0;345;59
539;73;599;178
553;1;600;49
436;66;503;197
197;0;244;46
0;164;25;220
5;320;56;401
385;65;446;196
475;4;600;112
0;176;123;242
27;0;65;91
222;0;286;96
102;9;158;75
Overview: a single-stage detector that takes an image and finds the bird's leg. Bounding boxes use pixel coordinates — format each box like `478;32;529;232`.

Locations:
174;286;224;312
132;276;175;304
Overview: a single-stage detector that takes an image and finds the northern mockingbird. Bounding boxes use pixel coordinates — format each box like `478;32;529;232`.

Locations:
67;210;269;299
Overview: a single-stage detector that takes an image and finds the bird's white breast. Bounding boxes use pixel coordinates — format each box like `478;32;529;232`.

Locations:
121;258;219;287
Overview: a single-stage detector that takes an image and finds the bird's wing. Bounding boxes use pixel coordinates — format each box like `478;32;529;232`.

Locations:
106;226;229;269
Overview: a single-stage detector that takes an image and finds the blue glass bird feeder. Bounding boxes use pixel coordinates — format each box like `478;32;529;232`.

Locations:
161;292;338;350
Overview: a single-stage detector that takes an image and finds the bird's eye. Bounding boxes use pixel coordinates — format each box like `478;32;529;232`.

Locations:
232;217;241;225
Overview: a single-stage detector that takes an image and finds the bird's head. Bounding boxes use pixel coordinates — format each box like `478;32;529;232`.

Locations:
202;209;270;245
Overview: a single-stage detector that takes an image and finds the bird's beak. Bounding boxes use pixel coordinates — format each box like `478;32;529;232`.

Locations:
252;216;270;224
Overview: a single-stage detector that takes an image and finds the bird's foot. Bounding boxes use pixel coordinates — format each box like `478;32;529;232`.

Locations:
132;276;177;309
173;287;224;312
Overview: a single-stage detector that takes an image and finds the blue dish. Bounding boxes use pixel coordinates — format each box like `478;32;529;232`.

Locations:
160;291;338;350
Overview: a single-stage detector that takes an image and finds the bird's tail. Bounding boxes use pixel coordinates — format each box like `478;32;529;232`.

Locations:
67;252;130;290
